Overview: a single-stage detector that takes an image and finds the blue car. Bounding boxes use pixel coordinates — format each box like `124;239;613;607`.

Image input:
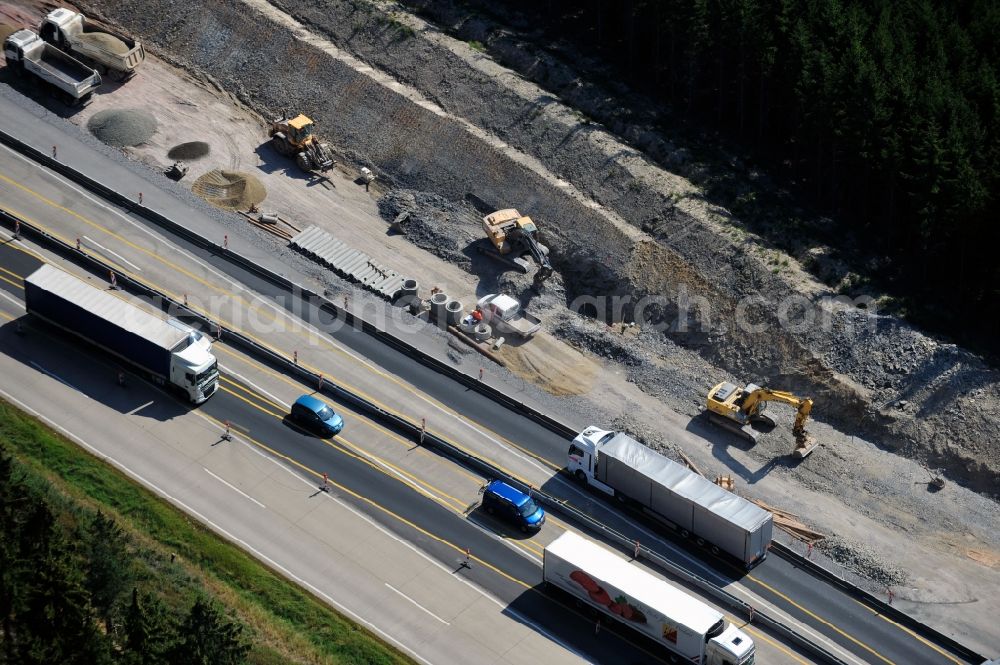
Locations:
290;394;344;436
481;480;545;532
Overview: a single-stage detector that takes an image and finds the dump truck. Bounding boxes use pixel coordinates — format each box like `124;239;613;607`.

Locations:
23;264;218;404
476;293;541;338
568;427;772;567
544;532;756;665
39;8;144;80
4;29;101;105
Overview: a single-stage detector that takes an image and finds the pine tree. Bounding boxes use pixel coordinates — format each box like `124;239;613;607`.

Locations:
119;588;175;665
85;511;133;634
169;598;248;665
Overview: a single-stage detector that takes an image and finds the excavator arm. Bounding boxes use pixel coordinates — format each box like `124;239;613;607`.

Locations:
743;388;815;454
743;389;812;427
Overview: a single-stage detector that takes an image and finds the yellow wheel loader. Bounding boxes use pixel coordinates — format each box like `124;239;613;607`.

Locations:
269;113;336;172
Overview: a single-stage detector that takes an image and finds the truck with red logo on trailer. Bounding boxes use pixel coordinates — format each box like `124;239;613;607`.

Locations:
544;531;755;665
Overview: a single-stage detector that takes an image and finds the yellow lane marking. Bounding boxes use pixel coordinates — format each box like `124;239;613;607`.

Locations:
215;345;483;486
6;195;551;488
218;385;284;419
748;574;897;665
3;204;135;276
2;178;465;398
742;624;811;665
851;598;963;665
218;377;467;512
3;192;653;665
0;236;52;265
192;409;532;589
0;264;24;281
218;375;546;558
506;534;544;557
0;272;21;290
5;182;561;477
328;435;468;512
220;375;287;413
0;177;275;314
0;310;14;321
4;186;898;661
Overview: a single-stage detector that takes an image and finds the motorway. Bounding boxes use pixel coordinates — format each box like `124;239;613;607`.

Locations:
0;237;809;665
0;94;981;665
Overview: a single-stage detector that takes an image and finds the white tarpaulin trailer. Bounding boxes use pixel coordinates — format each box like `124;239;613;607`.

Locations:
595;432;772;565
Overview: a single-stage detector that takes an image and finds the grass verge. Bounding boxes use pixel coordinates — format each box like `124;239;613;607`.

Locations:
0;397;416;665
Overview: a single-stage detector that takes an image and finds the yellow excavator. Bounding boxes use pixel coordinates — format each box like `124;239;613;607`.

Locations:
706;381;817;458
269;113;336;172
481;209;553;290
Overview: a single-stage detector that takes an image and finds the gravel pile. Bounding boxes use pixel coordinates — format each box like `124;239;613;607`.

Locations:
87;109;157;147
167;141;211;160
191;169;266;209
818;536;910;587
377;190;479;268
78;31;129;55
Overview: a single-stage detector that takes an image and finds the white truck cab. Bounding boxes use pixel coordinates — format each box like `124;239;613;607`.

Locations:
567;425;616;495
709;622;756;665
166;323;218;404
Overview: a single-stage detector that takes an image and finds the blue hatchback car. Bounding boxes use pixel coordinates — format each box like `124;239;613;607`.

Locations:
290;394;344;436
481;480;545;532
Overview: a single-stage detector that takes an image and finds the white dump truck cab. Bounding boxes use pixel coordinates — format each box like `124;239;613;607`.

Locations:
4;28;35;62
707;622;756;665
168;326;218;404
567;425;616;495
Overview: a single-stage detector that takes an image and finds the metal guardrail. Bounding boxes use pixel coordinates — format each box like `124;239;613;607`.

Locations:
0;205;847;665
0;127;987;664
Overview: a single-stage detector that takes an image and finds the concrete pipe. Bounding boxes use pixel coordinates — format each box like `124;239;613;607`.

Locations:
396;278;419;308
473;323;492;341
445;299;463;327
430;292;449;321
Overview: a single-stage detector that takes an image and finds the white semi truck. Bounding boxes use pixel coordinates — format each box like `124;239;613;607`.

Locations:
568;427;773;567
23;264;218;404
3;29;101;105
39;9;144;81
544;532;755;665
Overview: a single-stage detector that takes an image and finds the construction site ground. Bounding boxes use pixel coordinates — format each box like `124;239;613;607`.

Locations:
1;0;998;656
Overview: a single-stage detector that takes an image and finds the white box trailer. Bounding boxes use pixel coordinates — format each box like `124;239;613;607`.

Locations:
568;427;772;567
544;532;755;665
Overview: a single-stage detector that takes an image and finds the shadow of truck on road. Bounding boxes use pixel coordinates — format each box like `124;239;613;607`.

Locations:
0;316;187;421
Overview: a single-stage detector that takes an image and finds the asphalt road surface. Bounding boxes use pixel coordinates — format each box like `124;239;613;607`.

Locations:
0;93;980;665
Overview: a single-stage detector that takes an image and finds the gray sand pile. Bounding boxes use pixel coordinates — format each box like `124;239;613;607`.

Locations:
167;141;211;160
88;109;157;147
192;169;266;209
78;32;129;55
